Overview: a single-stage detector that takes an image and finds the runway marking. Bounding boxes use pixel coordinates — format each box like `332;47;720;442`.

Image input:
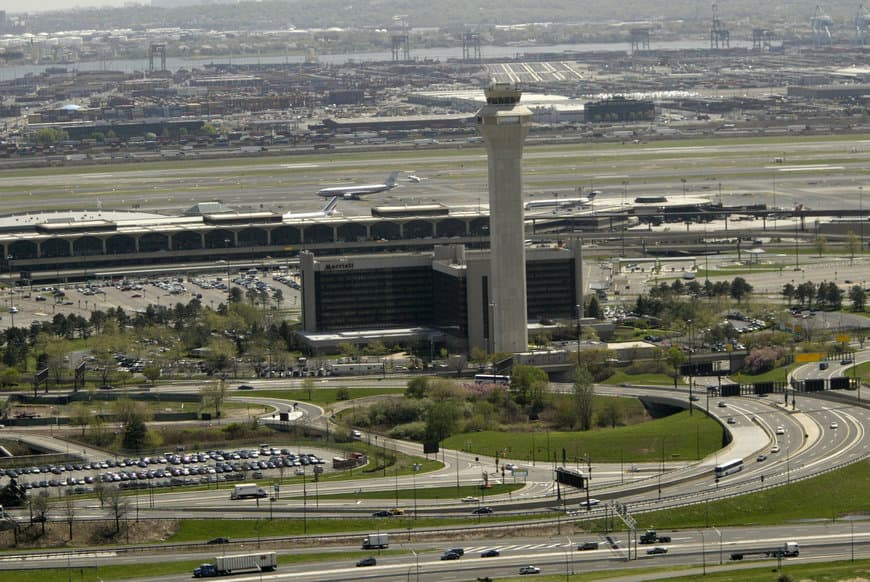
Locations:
771;165;845;172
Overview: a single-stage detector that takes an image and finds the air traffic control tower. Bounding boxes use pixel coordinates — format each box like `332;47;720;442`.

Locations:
476;83;532;354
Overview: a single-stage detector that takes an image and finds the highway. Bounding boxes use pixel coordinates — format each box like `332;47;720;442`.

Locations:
0;381;867;581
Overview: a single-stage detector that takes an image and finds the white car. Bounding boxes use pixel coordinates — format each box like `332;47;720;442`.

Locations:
519;566;540;575
770;445;781;453
830;422;839;429
775;426;785;435
579;498;601;508
461;496;480;503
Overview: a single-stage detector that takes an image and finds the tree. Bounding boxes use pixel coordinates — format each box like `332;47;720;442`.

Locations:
469;346;488;365
142;363;161;384
201;379;228;420
62;494;76;541
850;285;866;312
573;364;595;431
33;127;68;145
509;365;548;408
665;346;687;388
781;282;795;305
585;295;604;319
30;490;49;535
424;400;459;443
814;234;828;257
70;402;92;437
847;230;860;264
113;398;151;452
205;336;236;378
598;399;623;428
730;277;753;303
405;376;429;399
104;486;128;534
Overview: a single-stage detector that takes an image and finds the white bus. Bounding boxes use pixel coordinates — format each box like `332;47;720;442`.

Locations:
714;458;743;478
474;374;511;385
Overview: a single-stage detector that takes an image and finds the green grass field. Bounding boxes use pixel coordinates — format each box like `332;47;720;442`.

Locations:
608;459;870;529
167;513;552;542
443;410;723;463
604;370;682;386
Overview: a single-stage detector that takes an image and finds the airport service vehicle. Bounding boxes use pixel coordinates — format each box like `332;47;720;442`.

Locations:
230;484;267;500
639;529;671;544
730;541;799;560
362;533;389;549
193;552;277;577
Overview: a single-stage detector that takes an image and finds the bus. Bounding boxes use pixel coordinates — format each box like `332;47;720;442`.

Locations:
714;458;743;478
474;374;511;385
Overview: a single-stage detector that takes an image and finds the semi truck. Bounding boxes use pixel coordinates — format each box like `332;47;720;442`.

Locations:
730;541;799;560
230;483;267;500
193;552;277;577
639;529;672;544
362;533;389;549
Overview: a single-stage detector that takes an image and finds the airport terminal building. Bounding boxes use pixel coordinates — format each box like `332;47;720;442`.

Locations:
299;242;583;353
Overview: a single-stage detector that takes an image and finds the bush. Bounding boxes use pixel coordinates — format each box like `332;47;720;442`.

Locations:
388;421;426;441
335;387;350;400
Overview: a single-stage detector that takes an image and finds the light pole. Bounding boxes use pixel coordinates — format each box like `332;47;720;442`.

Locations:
860;185;864;251
687;319;694;414
412;463;420;519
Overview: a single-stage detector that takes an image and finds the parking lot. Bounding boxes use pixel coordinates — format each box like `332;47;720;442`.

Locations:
1;444;336;497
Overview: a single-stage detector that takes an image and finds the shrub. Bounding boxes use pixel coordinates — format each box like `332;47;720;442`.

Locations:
388;421;426;441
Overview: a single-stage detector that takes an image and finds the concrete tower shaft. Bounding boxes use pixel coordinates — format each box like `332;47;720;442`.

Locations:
476;84;532;354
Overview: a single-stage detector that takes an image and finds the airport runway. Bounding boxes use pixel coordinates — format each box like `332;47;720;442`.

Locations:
0;135;868;219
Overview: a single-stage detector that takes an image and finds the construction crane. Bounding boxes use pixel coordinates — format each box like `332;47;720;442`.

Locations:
710;3;730;49
811;5;834;46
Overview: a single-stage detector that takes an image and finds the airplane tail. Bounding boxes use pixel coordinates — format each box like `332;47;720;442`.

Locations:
386;171;400;187
322;196;339;215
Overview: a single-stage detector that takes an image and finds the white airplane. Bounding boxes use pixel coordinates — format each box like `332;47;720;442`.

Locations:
407;174;422;183
317;172;400;200
282;196;339;219
524;191;598;212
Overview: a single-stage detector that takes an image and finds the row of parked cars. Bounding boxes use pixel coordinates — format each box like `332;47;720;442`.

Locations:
1;447;328;493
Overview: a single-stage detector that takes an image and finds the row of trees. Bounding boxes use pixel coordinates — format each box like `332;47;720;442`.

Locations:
351;364;603;443
782;280;865;311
